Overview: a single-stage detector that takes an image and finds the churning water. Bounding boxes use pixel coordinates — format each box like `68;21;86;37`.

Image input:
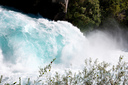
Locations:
0;6;128;84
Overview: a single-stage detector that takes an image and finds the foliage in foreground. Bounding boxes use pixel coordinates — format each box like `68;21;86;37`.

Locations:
0;56;128;85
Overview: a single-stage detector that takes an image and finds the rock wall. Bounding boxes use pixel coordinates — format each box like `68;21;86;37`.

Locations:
0;0;66;20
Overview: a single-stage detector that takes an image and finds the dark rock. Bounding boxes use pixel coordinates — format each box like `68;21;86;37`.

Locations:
54;12;66;21
0;0;66;20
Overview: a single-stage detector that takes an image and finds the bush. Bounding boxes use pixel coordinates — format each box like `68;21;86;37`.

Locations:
1;56;128;85
66;0;101;31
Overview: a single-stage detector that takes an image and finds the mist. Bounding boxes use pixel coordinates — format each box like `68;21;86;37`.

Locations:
84;19;128;64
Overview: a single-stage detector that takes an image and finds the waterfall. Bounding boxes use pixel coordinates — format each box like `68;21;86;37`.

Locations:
0;6;128;84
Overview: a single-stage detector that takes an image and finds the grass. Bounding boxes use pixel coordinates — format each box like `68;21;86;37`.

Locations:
0;56;128;85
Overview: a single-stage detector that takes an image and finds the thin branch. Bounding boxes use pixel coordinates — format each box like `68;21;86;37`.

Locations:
64;0;69;13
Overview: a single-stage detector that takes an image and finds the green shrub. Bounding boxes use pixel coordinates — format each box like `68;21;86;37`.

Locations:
1;56;128;85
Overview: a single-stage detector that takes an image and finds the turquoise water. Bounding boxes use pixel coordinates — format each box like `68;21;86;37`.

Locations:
0;7;84;64
0;6;87;83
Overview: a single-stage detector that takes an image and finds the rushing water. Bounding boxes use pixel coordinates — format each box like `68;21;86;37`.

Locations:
0;6;128;84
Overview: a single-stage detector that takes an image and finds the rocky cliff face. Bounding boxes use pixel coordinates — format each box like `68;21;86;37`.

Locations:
0;0;67;20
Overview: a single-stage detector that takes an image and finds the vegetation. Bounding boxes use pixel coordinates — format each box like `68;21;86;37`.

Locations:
66;0;128;31
1;56;128;85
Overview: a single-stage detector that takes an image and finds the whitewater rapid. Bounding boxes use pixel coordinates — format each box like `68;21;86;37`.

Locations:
0;6;128;84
